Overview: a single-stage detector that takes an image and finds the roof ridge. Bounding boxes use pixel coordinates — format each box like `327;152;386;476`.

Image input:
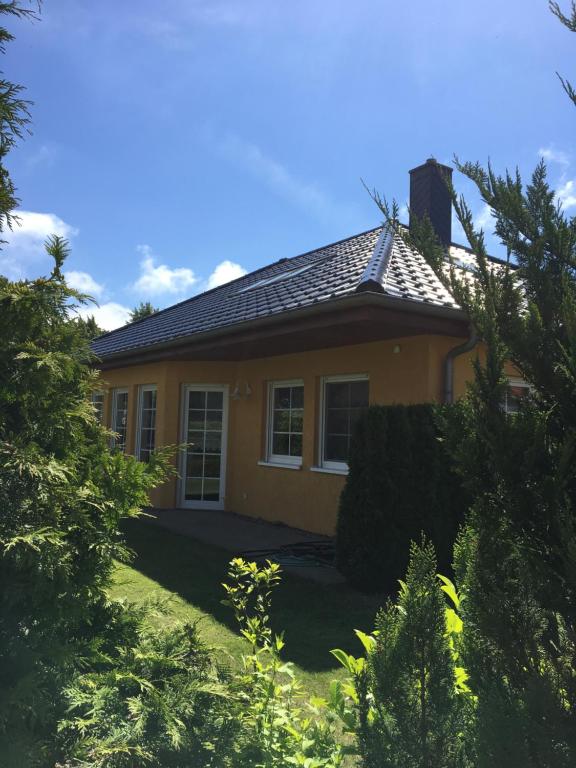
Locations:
93;225;383;342
355;226;394;294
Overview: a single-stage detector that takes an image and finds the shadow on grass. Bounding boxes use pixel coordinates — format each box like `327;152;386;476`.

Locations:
120;518;384;674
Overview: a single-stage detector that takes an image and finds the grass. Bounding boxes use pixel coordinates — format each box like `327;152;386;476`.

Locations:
110;519;383;696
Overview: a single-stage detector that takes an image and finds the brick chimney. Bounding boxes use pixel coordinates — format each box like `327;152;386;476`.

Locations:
409;158;453;247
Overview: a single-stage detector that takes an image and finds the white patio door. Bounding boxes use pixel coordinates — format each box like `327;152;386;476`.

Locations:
180;385;228;509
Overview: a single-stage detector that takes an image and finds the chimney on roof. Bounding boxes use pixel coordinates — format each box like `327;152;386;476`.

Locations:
409;157;453;247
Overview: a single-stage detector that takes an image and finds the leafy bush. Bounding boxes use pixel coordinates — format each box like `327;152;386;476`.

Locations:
223;558;348;768
58;605;236;768
0;242;175;763
336;404;466;592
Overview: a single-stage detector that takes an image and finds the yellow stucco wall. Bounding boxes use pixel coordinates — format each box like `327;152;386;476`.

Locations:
97;334;487;535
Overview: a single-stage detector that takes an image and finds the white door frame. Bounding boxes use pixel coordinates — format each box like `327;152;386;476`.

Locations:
178;383;229;510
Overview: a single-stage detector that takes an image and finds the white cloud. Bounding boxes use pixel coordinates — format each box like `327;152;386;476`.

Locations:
7;210;78;251
64;270;104;298
207;259;247;289
0;210;78;279
536;146;576;210
77;302;131;332
556;179;576;210
219;135;336;221
538;146;570;169
132;244;197;296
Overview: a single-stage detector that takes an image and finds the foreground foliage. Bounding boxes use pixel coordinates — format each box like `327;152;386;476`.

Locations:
0;238;175;763
223;558;349;768
333;541;473;768
59;605;236;767
366;6;576;764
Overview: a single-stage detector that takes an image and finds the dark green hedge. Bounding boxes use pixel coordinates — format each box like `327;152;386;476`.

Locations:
335;404;467;593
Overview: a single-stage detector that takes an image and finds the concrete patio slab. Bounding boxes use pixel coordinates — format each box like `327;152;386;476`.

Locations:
144;508;346;585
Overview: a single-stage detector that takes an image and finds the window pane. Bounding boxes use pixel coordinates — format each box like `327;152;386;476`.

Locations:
112;390;128;452
326;408;348;435
289;434;302;457
291;386;304;409
350;380;369;407
187;453;204;477
290;409;303;433
92;392;104;423
269;384;304;460
204;431;222;454
137;388;157;462
272;433;289;455
274;387;291;409
273;409;290;432
505;385;528;413
203;454;221;478
203;478;220;501
323;379;368;465
207;391;223;409
185;477;202;501
142;389;156;409
188;391;205;409
188;410;205;430
188;430;204;452
325;434;349;462
326;381;349;408
142;430;155;451
206;410;223;429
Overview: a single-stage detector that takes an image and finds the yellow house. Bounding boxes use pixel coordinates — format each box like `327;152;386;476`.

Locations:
92;160;522;535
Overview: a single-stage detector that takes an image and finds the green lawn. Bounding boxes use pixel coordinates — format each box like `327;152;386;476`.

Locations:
111;519;383;696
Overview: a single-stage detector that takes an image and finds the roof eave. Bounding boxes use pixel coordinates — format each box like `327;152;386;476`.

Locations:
94;291;467;367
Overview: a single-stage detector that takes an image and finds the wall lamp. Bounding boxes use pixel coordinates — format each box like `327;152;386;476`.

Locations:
231;382;252;400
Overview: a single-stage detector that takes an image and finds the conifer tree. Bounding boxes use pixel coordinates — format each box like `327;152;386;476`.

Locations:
129;300;158;323
371;4;576;764
354;540;472;768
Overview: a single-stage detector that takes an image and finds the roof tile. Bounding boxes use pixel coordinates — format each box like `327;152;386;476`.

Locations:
92;227;463;360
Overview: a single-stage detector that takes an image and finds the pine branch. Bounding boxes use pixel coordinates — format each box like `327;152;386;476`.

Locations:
550;1;576;31
550;2;576;105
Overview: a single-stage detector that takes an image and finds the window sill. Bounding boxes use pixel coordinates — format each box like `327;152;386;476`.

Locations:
257;460;302;471
310;465;349;476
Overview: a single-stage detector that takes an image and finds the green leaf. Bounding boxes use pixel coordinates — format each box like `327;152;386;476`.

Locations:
438;574;460;608
354;628;377;653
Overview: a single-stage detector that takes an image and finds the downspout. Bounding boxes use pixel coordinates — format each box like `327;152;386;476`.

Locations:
443;326;478;404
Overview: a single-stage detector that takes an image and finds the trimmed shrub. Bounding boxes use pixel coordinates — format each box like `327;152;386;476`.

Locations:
336;404;466;592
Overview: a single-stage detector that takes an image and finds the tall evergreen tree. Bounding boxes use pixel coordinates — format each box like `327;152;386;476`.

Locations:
371;4;576;764
129;300;158;323
75;313;104;340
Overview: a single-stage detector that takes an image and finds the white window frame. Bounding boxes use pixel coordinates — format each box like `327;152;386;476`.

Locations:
266;379;304;467
319;374;369;472
502;377;530;414
136;384;157;461
111;387;129;452
178;384;229;511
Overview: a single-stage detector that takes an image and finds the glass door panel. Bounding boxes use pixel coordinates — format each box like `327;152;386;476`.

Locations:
182;387;227;507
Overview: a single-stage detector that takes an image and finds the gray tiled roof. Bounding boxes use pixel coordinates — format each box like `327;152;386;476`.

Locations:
91;226;464;360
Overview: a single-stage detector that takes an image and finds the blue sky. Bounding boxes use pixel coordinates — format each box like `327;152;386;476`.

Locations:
3;0;575;329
